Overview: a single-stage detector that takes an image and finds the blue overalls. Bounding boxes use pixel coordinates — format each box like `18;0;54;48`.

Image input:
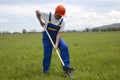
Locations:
42;13;70;73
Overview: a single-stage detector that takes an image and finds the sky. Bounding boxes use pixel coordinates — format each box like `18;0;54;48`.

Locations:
0;0;120;33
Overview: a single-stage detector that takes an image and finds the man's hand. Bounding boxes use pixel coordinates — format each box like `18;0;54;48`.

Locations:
40;21;45;27
54;32;61;50
54;45;58;50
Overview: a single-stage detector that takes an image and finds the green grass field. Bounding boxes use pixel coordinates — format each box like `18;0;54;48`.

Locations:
0;32;120;80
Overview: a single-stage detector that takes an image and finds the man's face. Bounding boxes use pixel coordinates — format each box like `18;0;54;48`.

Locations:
54;12;62;20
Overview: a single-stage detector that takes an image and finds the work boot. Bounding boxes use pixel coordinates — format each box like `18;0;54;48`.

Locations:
43;72;49;76
63;66;75;78
63;66;75;71
43;71;49;75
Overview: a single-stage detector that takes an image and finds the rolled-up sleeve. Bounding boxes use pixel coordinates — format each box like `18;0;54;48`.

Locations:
59;21;65;32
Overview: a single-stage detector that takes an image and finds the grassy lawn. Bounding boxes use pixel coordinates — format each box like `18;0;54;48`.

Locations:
0;32;120;80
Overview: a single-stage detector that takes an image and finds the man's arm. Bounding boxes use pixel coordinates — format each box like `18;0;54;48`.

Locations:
55;21;65;49
55;32;62;49
35;10;45;27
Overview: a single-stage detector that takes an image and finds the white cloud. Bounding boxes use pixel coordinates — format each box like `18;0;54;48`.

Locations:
0;3;67;17
0;3;120;32
87;0;120;2
0;4;39;16
0;18;8;23
64;6;120;30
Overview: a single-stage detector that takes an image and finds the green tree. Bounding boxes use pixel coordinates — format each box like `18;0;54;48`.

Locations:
22;29;27;34
85;28;89;32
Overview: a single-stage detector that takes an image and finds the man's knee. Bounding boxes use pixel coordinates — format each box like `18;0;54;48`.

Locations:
62;44;68;50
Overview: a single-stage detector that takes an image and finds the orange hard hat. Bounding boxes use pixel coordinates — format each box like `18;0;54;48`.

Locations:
55;5;66;17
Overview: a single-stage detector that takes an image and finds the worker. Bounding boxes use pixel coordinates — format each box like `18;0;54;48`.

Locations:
35;4;75;74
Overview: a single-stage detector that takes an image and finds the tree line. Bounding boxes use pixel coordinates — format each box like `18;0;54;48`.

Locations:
84;27;120;32
0;29;40;34
0;27;120;34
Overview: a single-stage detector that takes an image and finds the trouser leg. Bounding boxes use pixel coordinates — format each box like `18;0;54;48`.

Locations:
58;39;70;67
43;39;53;73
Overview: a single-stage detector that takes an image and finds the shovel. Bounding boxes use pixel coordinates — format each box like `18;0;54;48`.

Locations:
44;27;74;78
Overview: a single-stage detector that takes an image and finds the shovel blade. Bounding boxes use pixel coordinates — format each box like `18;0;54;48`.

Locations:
64;67;74;78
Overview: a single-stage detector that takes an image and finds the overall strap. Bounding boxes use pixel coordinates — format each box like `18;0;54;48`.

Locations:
48;12;51;23
58;18;63;27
